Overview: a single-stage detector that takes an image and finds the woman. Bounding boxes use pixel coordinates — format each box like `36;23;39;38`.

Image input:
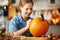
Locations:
9;0;34;37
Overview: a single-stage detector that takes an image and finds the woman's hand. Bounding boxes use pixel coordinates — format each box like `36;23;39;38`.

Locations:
13;19;32;36
26;19;32;29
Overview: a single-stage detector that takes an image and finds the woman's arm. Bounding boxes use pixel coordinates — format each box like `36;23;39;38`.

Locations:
13;19;32;36
13;26;28;36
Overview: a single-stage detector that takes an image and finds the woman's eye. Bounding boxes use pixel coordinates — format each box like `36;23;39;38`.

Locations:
25;8;32;10
26;8;28;10
30;8;32;10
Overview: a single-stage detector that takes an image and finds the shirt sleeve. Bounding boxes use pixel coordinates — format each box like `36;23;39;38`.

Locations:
9;17;18;33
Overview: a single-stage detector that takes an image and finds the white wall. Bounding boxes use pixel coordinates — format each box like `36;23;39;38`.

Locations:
33;0;49;10
33;0;60;10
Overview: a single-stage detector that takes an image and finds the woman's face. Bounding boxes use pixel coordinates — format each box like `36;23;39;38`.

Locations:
20;3;33;18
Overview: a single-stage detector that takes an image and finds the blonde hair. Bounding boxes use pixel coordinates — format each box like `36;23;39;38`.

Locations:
17;0;34;12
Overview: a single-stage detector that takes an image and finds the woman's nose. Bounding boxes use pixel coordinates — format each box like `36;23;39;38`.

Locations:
28;9;32;13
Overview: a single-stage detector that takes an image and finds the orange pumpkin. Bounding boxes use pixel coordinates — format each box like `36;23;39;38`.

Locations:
52;8;60;19
29;14;49;37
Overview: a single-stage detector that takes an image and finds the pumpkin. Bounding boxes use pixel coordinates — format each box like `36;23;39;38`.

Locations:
29;14;49;37
50;8;60;24
52;8;60;19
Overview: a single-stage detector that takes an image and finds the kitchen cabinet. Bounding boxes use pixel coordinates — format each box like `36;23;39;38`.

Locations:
8;5;17;20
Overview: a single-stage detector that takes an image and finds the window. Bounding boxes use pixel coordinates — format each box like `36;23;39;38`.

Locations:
50;0;55;4
11;0;16;4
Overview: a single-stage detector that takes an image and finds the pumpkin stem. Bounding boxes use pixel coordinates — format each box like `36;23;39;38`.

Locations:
41;14;44;21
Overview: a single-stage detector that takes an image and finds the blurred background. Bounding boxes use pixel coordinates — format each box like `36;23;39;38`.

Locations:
0;0;60;35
